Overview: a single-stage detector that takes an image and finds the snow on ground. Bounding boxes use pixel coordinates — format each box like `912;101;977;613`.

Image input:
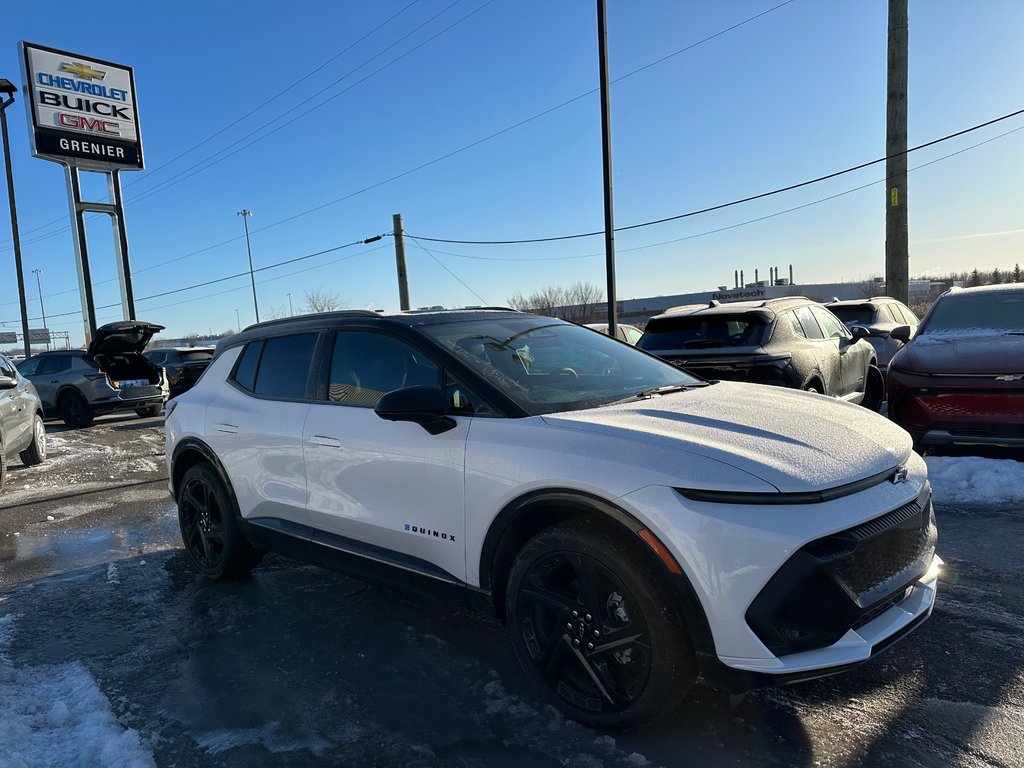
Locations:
0;614;155;768
925;455;1024;505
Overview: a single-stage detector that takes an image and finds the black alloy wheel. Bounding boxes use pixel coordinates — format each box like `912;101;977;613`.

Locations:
59;391;94;428
861;365;885;412
177;463;262;579
506;520;694;729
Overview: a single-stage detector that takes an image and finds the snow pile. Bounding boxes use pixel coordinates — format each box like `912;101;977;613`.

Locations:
925;456;1024;505
0;614;154;768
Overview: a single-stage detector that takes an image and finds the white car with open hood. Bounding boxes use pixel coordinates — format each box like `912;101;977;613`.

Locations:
165;309;939;729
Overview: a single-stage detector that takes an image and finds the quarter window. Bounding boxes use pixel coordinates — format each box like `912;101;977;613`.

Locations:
16;357;40;376
898;305;920;326
788;311;806;338
232;341;263;392
327;331;439;408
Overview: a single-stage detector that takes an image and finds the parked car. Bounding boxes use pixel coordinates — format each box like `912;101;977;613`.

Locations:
887;284;1024;449
166;309;939;729
17;321;168;428
826;296;920;371
143;346;214;397
0;353;46;491
584;322;644;345
636;297;885;410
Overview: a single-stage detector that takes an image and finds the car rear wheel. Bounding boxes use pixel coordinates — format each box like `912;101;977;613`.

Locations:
861;365;885;412
19;415;46;466
58;391;94;428
506;519;694;730
135;404;163;418
178;463;263;580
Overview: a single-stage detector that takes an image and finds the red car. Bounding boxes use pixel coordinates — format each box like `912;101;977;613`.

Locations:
887;284;1024;449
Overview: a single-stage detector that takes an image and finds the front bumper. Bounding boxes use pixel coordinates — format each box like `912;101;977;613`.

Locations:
617;453;936;689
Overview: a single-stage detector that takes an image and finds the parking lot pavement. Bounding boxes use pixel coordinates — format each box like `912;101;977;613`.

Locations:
1;420;1022;767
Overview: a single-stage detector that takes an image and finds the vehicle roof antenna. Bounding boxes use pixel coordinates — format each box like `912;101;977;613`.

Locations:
708;299;721;308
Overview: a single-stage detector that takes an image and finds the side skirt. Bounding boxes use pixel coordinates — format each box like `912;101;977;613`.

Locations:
238;517;493;614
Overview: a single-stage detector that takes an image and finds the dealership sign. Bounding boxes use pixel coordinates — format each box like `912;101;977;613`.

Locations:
20;42;143;170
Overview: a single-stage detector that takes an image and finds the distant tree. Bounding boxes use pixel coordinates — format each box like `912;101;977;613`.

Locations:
508;282;605;324
967;268;981;287
303;289;347;313
991;267;1002;284
1014;263;1022;283
263;303;290;320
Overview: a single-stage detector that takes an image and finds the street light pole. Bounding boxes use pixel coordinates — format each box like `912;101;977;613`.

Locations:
287;292;293;315
32;268;48;349
0;78;32;359
595;0;618;337
234;308;240;332
237;209;259;323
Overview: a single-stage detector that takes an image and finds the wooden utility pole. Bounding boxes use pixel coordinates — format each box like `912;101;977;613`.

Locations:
393;213;410;311
885;0;909;304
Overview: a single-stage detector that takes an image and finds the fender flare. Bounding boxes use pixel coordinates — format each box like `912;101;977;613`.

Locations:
478;487;717;660
170;437;240;515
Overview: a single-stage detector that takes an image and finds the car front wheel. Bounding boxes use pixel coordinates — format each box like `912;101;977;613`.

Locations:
177;463;263;580
136;404;163;418
505;519;695;730
19;414;46;466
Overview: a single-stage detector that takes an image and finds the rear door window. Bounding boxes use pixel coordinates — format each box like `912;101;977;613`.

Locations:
253;334;318;399
810;307;848;339
794;307;825;339
16;358;41;376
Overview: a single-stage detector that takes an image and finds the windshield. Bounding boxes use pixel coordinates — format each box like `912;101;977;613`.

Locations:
921;292;1024;335
829;305;875;326
422;317;702;415
637;314;768;350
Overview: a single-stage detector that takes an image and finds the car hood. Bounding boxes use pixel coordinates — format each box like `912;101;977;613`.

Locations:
541;382;912;493
87;321;165;358
893;332;1024;374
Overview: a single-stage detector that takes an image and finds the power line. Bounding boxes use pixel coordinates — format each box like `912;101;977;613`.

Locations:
0;1;425;249
424;123;1024;262
408;107;1024;245
407;235;489;304
1;0;794;259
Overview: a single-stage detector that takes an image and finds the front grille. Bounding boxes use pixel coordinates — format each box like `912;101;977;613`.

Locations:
746;488;937;656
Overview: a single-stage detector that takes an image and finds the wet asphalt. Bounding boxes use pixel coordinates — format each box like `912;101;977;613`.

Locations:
0;416;1021;767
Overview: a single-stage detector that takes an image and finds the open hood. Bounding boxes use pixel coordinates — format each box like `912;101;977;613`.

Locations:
87;321;165;358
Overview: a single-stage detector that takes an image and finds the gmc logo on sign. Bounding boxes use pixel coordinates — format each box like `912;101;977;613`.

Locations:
57;112;119;135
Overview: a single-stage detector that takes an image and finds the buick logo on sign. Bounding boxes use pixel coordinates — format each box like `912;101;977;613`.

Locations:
891;466;909;485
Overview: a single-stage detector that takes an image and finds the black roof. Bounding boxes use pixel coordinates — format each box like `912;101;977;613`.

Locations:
217;308;528;354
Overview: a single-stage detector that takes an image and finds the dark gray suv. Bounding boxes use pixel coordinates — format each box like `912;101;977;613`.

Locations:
18;321;168;428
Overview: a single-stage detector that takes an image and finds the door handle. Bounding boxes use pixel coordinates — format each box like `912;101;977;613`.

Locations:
309;435;342;448
214;423;239;434
50;379;59;384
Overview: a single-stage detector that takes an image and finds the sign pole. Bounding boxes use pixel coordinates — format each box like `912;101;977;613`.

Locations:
108;170;136;319
64;164;98;342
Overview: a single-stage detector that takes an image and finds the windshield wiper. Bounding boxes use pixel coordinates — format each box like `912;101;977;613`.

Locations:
635;384;692;399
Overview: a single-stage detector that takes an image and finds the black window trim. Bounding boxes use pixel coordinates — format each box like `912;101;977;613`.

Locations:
227;331;325;403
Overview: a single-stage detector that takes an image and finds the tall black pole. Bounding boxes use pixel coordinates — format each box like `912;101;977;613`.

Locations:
32;269;48;349
596;0;618;335
238;209;260;323
0;101;32;359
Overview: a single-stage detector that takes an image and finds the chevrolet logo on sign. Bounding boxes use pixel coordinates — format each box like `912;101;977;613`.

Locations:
890;466;909;485
59;61;106;81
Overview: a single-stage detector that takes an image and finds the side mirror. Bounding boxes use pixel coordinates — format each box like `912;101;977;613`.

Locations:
850;325;870;340
890;325;912;344
0;375;15;390
375;386;457;435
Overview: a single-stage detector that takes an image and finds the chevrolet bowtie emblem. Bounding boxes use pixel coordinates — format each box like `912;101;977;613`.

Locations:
994;374;1023;382
59;62;106;81
890;466;909;484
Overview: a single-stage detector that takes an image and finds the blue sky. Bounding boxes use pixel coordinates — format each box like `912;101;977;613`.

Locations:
2;0;1022;344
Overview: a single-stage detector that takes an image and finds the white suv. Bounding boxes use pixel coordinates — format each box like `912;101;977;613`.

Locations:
165;309;940;729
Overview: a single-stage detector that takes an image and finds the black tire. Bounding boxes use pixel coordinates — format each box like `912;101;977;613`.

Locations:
135;404;163;418
804;380;824;394
505;519;695;730
18;414;46;466
177;463;263;580
861;365;885;412
59;391;94;428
